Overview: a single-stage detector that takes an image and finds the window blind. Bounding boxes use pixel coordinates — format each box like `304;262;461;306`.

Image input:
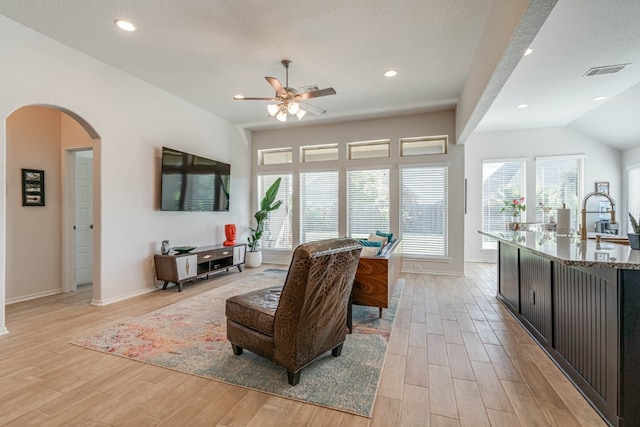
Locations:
400;166;448;257
482;160;526;249
347;169;390;239
628;166;640;231
300;171;339;243
257;174;292;249
536;157;581;228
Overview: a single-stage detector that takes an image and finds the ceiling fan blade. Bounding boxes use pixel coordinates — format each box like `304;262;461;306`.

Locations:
233;96;279;101
299;102;326;116
265;77;286;96
295;87;336;100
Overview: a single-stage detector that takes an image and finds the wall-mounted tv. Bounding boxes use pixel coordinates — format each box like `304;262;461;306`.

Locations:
161;146;230;212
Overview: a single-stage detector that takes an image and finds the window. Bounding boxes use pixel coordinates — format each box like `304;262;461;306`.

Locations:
482;160;526;249
400;166;448;257
300;144;339;163
536;156;582;229
347;169;389;239
257;174;293;249
628;165;640;231
258;148;292;165
300;171;339;243
348;140;390;160
400;136;447;156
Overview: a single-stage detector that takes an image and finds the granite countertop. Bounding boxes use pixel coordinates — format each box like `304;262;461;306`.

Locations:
479;230;640;270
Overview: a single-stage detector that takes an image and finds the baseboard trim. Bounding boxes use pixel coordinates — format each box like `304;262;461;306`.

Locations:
6;289;63;305
90;286;157;306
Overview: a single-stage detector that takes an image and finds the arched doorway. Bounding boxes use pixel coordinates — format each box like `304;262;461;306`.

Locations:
5;105;101;305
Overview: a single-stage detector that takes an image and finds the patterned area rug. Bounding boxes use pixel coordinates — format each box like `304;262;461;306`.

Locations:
72;269;403;417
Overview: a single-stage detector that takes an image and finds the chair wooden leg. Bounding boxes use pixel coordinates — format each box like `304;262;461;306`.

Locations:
332;343;344;357
231;344;243;355
287;370;301;386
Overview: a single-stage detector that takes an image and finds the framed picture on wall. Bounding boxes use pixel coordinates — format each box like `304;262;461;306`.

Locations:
22;168;45;206
595;181;609;194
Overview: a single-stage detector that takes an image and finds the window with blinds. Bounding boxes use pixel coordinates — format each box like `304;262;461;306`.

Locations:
628;166;640;231
257;174;293;249
258;148;292;165
300;171;339;243
482;160;526;249
536;156;582;229
400;166;448;257
347;169;389;239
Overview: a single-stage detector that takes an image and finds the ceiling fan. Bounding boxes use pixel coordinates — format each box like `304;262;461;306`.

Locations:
233;59;336;122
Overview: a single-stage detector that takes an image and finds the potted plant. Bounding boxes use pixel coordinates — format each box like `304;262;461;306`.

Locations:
501;197;526;229
245;178;282;267
628;213;640;250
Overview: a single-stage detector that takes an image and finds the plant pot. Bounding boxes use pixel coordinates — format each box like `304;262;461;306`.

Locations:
628;233;640;250
245;250;263;268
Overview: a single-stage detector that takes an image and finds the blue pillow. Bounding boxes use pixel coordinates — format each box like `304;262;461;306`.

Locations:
357;239;382;255
376;230;393;242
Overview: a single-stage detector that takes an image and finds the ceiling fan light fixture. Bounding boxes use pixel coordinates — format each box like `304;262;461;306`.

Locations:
267;104;280;116
276;109;288;122
296;109;307;120
287;102;300;114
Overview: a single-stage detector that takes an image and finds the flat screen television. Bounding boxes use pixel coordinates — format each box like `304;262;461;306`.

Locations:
161;146;230;211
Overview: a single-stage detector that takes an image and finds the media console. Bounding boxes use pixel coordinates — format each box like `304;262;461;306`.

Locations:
154;243;246;292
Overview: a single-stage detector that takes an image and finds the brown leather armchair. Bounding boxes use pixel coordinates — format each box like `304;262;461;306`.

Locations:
225;238;362;385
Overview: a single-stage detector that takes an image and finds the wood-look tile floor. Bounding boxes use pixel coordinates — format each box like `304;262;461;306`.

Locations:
0;263;607;426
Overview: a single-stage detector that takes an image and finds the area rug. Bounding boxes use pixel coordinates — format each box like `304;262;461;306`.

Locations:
72;269;403;417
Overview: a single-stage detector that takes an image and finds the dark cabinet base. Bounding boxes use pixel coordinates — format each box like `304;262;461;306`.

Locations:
496;241;640;427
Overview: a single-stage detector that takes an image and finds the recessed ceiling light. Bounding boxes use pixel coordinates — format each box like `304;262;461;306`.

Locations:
384;70;398;78
114;19;136;32
593;96;607;101
516;103;529;109
524;48;534;56
233;95;245;100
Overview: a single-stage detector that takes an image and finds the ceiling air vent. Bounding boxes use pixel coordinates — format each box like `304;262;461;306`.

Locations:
584;63;630;76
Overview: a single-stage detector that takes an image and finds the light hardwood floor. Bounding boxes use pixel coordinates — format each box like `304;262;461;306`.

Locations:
0;263;607;426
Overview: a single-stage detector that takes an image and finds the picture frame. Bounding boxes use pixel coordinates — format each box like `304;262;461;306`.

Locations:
595;181;609;194
22;168;45;206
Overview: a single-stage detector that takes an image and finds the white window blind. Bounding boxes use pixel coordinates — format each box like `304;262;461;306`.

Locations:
400;166;448;257
347;169;390;239
628;166;640;231
300;171;339;243
257;174;292;249
482;160;526;249
536;157;581;228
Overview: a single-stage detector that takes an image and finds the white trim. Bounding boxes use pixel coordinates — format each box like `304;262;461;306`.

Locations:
535;153;586;161
398;162;449;169
90;286;157;306
0;327;8;336
6;289;63;305
482;157;528;163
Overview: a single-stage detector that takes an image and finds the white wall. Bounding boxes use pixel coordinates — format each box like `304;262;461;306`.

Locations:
0;16;250;332
465;126;622;262
252;111;466;276
6;107;63;303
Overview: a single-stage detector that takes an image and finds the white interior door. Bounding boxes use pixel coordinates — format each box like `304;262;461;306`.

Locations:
75;151;93;286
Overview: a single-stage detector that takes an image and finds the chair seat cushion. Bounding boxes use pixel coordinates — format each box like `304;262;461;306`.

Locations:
225;285;282;337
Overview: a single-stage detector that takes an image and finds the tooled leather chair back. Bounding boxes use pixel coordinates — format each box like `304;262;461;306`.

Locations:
272;238;362;370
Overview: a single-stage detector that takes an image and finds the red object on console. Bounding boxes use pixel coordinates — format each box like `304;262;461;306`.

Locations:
224;224;237;246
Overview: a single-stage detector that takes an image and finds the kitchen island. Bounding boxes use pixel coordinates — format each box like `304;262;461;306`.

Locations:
480;230;640;427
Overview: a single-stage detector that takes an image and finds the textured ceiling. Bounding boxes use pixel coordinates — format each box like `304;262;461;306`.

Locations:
0;0;638;150
476;0;640;150
0;0;491;130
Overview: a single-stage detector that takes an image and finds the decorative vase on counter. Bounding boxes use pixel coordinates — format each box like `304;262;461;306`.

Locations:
223;224;237;246
161;240;170;255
